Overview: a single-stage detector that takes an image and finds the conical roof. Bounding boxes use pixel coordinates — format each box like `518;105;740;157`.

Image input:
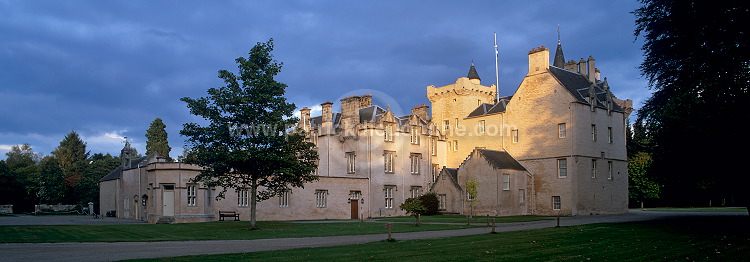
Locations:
467;63;481;80
553;41;565;68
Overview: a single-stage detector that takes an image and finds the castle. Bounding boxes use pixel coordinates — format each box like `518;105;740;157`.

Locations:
100;40;631;223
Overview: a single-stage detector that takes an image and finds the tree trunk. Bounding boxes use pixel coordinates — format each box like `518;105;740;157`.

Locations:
415;214;421;226
250;178;258;230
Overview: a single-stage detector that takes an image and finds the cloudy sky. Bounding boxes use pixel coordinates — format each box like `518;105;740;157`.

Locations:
0;0;649;160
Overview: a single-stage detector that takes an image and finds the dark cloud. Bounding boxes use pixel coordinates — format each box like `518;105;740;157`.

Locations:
0;0;649;159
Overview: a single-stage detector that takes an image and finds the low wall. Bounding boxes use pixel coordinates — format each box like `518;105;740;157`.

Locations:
35;204;78;213
0;205;12;214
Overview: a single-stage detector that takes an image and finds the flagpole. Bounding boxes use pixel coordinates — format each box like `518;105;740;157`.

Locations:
494;32;499;102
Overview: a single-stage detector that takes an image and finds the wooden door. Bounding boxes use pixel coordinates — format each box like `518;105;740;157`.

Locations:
350;200;358;219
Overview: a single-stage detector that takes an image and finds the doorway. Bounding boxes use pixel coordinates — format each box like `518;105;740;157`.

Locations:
163;185;174;216
350;200;358;219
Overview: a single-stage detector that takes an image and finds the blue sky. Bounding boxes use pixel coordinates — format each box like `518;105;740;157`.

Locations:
0;0;649;160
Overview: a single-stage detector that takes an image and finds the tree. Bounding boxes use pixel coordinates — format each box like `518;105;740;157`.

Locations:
79;153;120;207
419;192;440;215
36;156;66;204
634;1;750;210
466;179;479;218
628;152;662;208
51;131;89;189
399;197;427;226
145;118;173;161
180;39;319;229
1;144;41;212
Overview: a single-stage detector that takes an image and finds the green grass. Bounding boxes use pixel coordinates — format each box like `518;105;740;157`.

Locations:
638;207;748;213
373;214;551;224
126;216;750;262
0;220;480;243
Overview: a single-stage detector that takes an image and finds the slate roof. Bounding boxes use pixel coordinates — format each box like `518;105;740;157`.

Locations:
548;66;624;112
99;166;122;182
467;63;481;80
476;149;528;171
359;105;387;123
98;154;154;182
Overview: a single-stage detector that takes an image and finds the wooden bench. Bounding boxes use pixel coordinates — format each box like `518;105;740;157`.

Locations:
218;211;240;221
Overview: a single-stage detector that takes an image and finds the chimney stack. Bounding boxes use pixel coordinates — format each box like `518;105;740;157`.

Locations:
411;104;430;121
527;46;550;75
320;101;333;133
587;56;596;83
299;107;311;132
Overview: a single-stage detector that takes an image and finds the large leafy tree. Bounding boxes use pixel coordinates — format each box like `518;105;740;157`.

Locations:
145;118;173;161
180;39;318;229
79;153;121;207
1;144;41;212
36;156;66;204
634;1;749;209
51;131;90;189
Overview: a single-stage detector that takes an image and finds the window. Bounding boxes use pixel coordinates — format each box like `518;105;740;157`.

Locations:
502;174;510;191
384;186;395;209
410;127;420;144
557;159;567;178
519;189;525;203
512;129;519;143
349;190;361;200
444;120;450;131
453;140;458;151
608;127;613;144
591;159;598;179
552;196;561;210
432;164;439;182
455;118;459;129
187;185;197;206
410;186;422;198
438;194;447;210
591;124;597;142
315;190;328;208
384;151;394;173
238;189;249;207
479;120;486;134
608;161;613;180
410;153;420;175
431;138;437;156
384;125;393;142
558;123;566;138
346;152;356;174
278;189;290;207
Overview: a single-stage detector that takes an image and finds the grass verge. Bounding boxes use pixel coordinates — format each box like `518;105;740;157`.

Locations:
373;214;551;224
638;207;748;213
0;220;480;243
125;216;750;262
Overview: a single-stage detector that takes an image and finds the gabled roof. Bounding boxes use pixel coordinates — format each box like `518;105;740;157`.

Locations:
430;167;462;192
476;149;528;171
548;66;624;112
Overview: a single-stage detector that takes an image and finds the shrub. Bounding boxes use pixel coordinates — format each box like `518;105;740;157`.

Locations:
419;192;440;215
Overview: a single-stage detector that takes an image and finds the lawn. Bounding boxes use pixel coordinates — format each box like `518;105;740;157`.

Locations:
126;216;750;262
0;220;480;243
373;214;551;224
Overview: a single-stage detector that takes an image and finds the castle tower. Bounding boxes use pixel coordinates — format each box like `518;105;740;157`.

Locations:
427;63;496;167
